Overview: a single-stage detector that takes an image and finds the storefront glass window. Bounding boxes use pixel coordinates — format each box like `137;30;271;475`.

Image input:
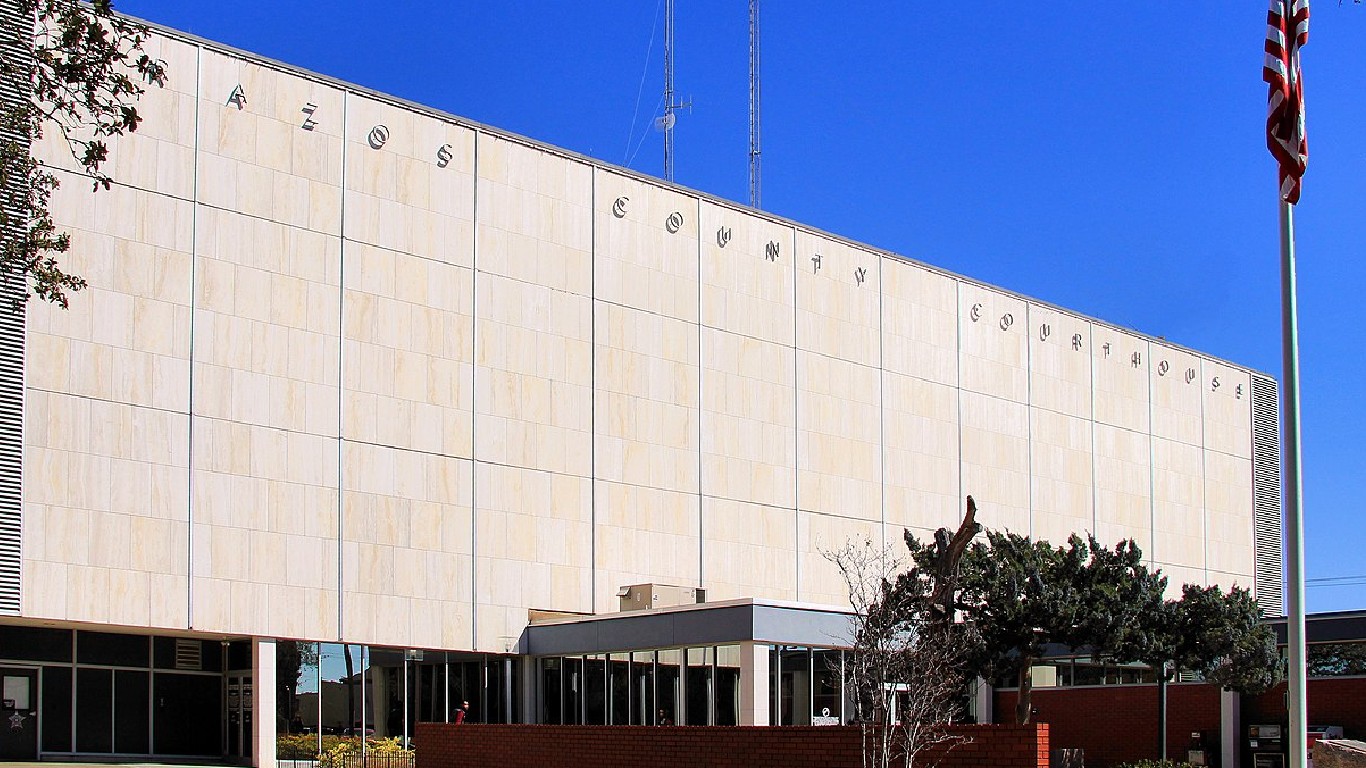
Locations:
685;647;712;726
656;649;681;726
714;645;741;726
584;654;607;724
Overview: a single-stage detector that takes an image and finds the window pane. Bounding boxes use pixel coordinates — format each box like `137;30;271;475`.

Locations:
152;673;222;756
76;668;113;753
0;627;71;663
41;666;72;753
715;645;741;726
685;647;712;726
656;650;681;726
540;658;562;724
812;649;842;723
779;647;810;726
609;654;630;725
563;657;584;725
631;652;654;725
114;670;150;754
77;632;148;668
584;655;606;725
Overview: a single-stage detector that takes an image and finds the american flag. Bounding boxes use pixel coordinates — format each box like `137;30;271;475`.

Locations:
1264;0;1309;204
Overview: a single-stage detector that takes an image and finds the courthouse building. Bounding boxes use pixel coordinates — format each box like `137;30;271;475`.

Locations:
0;7;1284;766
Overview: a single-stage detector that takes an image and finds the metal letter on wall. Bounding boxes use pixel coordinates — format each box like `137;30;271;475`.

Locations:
1184;367;1196;384
970;303;982;322
1072;333;1083;351
301;102;319;131
717;226;731;248
765;240;779;261
368;124;390;150
436;143;453;168
854;267;866;285
226;84;246;109
999;313;1014;331
665;211;683;233
1039;323;1051;341
1157;360;1170;377
811;253;822;272
1131;351;1142;367
611;197;628;218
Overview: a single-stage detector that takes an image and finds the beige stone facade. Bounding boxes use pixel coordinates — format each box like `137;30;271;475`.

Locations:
17;26;1268;655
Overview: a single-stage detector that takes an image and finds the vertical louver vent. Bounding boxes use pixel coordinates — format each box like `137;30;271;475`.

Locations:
175;639;203;670
1250;373;1284;617
0;0;33;616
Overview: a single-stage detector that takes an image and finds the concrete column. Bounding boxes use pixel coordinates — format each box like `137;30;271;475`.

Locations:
519;657;537;723
973;677;994;724
254;638;277;768
738;642;770;726
1221;688;1241;768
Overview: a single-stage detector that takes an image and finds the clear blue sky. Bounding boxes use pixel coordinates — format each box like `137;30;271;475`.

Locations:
115;1;1366;613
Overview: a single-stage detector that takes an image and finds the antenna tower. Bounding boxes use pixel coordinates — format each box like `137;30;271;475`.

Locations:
748;0;761;208
663;0;677;181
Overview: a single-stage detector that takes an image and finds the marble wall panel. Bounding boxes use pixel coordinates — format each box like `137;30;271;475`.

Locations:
795;231;879;368
797;352;880;521
881;259;957;387
958;284;1028;403
342;241;472;457
196;49;343;232
1092;327;1151;433
699;202;794;346
475;463;591;650
193;207;340;436
701;329;795;509
1202;363;1253;460
594;302;699;493
1204;450;1255;579
1028;307;1091;419
28;177;192;414
1030;409;1094;546
796;512;879;608
700;497;797;602
20;393;189;627
190;418;339;639
344;96;474;266
30;34;198;201
1149;342;1204;446
593;171;698;321
1152;437;1205;574
882;372;959;534
1093;423;1153;554
476;135;592;296
474;273;590;476
592;481;699;615
341;442;472;650
959;390;1029;533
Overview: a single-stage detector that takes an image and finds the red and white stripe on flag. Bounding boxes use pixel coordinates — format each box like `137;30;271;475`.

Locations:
1264;0;1309;204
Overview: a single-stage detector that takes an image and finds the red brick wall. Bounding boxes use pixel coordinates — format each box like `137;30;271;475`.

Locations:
415;723;1049;768
1243;677;1366;740
994;684;1221;767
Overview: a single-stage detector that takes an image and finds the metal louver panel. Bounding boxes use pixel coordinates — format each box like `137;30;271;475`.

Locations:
0;0;32;615
175;639;203;670
1250;373;1284;617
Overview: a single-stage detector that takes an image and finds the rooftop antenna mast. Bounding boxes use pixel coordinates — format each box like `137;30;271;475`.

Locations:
661;0;690;181
748;0;761;208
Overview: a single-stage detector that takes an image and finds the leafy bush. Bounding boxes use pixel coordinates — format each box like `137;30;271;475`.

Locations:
275;735;414;763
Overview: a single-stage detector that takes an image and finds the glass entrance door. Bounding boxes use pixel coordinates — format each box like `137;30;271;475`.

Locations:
225;674;253;762
0;668;39;760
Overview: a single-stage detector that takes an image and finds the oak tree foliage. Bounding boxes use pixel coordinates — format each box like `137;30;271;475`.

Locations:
0;0;165;307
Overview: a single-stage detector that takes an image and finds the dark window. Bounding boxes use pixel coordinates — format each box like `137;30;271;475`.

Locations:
584;655;606;725
0;626;71;663
563;656;584;725
153;673;221;756
76;668;113;753
540;658;562;724
41;666;72;753
77;632;148;668
226;640;251;671
114;670;149;754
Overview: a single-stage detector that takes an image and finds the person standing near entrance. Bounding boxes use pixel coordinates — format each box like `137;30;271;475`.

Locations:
454;701;470;724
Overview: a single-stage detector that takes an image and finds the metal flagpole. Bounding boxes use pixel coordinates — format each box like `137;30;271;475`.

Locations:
1280;196;1308;768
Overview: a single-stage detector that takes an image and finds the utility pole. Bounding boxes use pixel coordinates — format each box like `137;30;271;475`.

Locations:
748;0;761;208
663;0;677;181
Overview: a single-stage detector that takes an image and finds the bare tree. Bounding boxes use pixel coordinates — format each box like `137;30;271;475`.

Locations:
824;535;970;768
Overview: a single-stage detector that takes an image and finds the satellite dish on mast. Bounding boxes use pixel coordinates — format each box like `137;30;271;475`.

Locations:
653;113;676;132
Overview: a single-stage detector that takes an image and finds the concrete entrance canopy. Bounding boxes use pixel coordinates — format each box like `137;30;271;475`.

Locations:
522;599;855;656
